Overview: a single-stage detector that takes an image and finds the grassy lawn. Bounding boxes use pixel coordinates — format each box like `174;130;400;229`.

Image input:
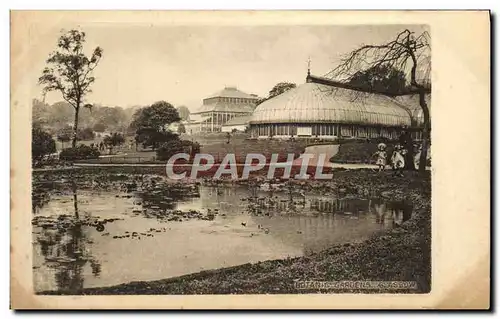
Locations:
331;142;396;164
55;135;137;152
188;132;250;146
73;137;310;164
201;139;308;163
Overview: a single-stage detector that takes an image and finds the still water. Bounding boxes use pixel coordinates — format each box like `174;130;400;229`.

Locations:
32;182;405;293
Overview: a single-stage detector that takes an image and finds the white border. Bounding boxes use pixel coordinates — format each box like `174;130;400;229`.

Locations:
4;1;497;317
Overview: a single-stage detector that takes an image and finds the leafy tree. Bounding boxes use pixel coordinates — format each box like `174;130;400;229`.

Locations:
32;98;49;126
32;127;56;164
257;82;296;105
93;122;107;133
103;133;125;154
56;126;73;149
135;128;177;150
39;29;103;148
328;29;431;174
77;127;95;141
46;101;74;129
348;65;409;94
255;97;268;106
176;106;190;121
268;82;297;99
130;101;181;150
128;108;144;132
91;106;127;131
134;101;180;131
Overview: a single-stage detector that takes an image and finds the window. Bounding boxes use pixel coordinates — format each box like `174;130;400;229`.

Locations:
357;127;367;138
312;125;318;136
341;125;353;137
297;126;312;136
380;128;390;138
367;127;375;138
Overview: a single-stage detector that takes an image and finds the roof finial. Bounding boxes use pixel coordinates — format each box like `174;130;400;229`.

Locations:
307;56;311;76
306;56;312;82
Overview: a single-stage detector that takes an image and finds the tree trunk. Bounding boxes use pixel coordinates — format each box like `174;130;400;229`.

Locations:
404;133;416;171
72;106;80;148
418;91;430;174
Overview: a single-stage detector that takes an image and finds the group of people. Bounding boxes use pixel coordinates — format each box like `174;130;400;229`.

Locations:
371;130;428;176
372;143;409;176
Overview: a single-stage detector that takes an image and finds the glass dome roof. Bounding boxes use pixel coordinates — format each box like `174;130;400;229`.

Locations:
250;82;418;127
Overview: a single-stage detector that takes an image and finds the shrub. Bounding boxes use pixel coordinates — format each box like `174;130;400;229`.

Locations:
32;127;56;164
136;129;178;150
60;145;101;161
156;139;200;161
93;122;107;133
77;127;96;141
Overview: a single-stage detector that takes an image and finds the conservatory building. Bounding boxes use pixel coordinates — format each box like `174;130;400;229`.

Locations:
249;74;429;140
186;86;260;133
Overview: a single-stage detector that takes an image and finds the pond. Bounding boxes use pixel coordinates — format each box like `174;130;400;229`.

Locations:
32;175;411;293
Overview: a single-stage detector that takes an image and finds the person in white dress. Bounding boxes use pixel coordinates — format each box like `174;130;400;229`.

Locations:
391;144;406;177
372;143;388;172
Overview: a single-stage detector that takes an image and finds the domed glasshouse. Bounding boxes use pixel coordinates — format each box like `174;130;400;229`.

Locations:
249;74;430;140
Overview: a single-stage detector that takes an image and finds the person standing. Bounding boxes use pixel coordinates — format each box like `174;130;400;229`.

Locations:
398;129;416;170
372;143;388;172
391;144;406;177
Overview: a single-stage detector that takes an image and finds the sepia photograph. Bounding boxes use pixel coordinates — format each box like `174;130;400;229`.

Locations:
10;10;490;309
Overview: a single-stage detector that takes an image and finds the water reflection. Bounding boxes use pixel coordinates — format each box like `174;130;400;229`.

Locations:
238;184;412;227
32;183;51;214
33;184;101;293
32;175;413;293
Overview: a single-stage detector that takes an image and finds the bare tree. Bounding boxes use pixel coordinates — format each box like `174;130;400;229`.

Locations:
327;29;431;174
39;30;103;148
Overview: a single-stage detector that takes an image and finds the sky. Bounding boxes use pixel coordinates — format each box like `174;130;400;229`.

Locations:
32;24;428;111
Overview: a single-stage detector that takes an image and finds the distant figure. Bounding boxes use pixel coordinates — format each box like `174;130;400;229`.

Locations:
372;143;387;172
398;130;415;170
391;144;406;177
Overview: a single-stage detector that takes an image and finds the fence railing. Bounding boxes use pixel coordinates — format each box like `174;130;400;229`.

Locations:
74;156;162;164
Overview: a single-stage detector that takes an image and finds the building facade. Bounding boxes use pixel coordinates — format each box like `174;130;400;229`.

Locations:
249;74;430;140
185;87;260;134
221;115;252;133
